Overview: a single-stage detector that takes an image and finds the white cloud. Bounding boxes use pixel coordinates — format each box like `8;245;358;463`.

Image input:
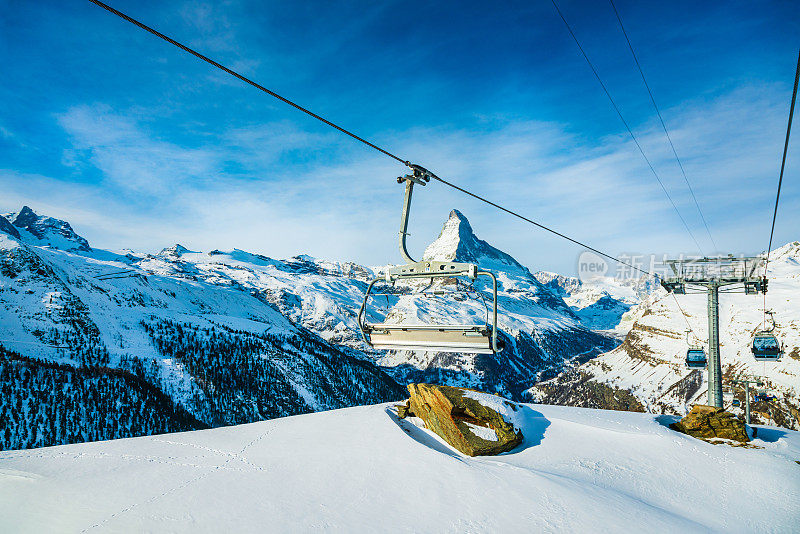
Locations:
2;83;797;275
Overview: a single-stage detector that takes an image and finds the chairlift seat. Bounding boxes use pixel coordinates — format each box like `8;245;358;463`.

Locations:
359;261;503;354
358;165;504;354
365;323;499;354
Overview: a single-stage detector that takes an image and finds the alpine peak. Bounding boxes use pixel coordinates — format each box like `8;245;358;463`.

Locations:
158;244;194;257
4;206;91;251
422;209;525;271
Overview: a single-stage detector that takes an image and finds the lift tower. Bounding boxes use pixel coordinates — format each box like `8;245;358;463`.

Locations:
729;378;763;424
661;255;765;408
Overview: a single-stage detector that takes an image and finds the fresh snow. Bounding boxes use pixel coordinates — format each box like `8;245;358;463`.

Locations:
1;403;798;533
1;206;617;402
461;388;525;431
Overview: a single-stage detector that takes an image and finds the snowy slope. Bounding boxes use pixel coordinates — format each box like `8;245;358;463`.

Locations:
1;206;618;408
534;270;656;334
1;402;798;533
532;242;800;428
129;210;617;398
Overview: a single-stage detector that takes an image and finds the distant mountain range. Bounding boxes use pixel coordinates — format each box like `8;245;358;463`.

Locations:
0;206;624;450
2;205;797;451
530;242;800;430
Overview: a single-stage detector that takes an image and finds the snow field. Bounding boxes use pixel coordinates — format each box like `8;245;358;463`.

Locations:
1;403;798;533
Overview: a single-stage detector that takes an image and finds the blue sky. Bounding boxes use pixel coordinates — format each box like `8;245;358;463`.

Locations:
1;0;798;274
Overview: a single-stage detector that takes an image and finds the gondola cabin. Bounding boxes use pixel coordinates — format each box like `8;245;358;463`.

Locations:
685;348;707;369
752;334;781;361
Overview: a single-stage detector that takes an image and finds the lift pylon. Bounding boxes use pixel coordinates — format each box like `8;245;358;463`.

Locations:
662;255;765;408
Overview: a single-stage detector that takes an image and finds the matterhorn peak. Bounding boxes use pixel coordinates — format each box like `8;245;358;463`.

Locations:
422;209;525;272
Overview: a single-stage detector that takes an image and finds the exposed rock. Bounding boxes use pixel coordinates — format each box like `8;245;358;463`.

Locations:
398;383;523;456
158;244;194;257
0;216;21;239
7;206;91;251
527;371;646;412
396;402;411;419
670;405;749;443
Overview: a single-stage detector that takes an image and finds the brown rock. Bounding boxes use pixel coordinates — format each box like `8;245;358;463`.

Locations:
403;383;523;456
396;401;413;419
671;404;750;443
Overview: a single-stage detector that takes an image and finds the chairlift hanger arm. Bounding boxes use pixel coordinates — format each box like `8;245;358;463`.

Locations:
397;164;433;263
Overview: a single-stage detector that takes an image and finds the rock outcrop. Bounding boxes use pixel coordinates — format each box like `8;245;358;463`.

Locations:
3;206;91;251
670;405;749;443
397;383;523;456
528;371;647;412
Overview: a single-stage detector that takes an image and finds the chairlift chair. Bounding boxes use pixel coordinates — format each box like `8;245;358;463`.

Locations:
358;164;503;354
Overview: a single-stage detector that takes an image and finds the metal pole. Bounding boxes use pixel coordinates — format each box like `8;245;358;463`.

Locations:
745;382;751;424
707;282;723;407
398;179;416;264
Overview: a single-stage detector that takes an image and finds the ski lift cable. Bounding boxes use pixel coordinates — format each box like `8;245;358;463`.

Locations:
608;0;717;252
762;49;799;327
764;49;799;274
86;0;407;166
429;173;653;276
87;0;656;279
550;0;705;256
670;291;701;344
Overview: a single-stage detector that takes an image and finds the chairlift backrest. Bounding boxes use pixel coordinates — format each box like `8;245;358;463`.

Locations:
359;261;502;354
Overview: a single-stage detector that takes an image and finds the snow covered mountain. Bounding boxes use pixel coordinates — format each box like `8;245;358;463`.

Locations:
2;401;798;532
3;205;91;252
0;207;404;450
4;204;797;452
533;270;660;333
531;242;800;429
0;206;617;451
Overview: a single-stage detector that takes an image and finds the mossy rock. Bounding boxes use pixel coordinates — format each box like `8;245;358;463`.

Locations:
671;404;749;443
402;383;523;456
